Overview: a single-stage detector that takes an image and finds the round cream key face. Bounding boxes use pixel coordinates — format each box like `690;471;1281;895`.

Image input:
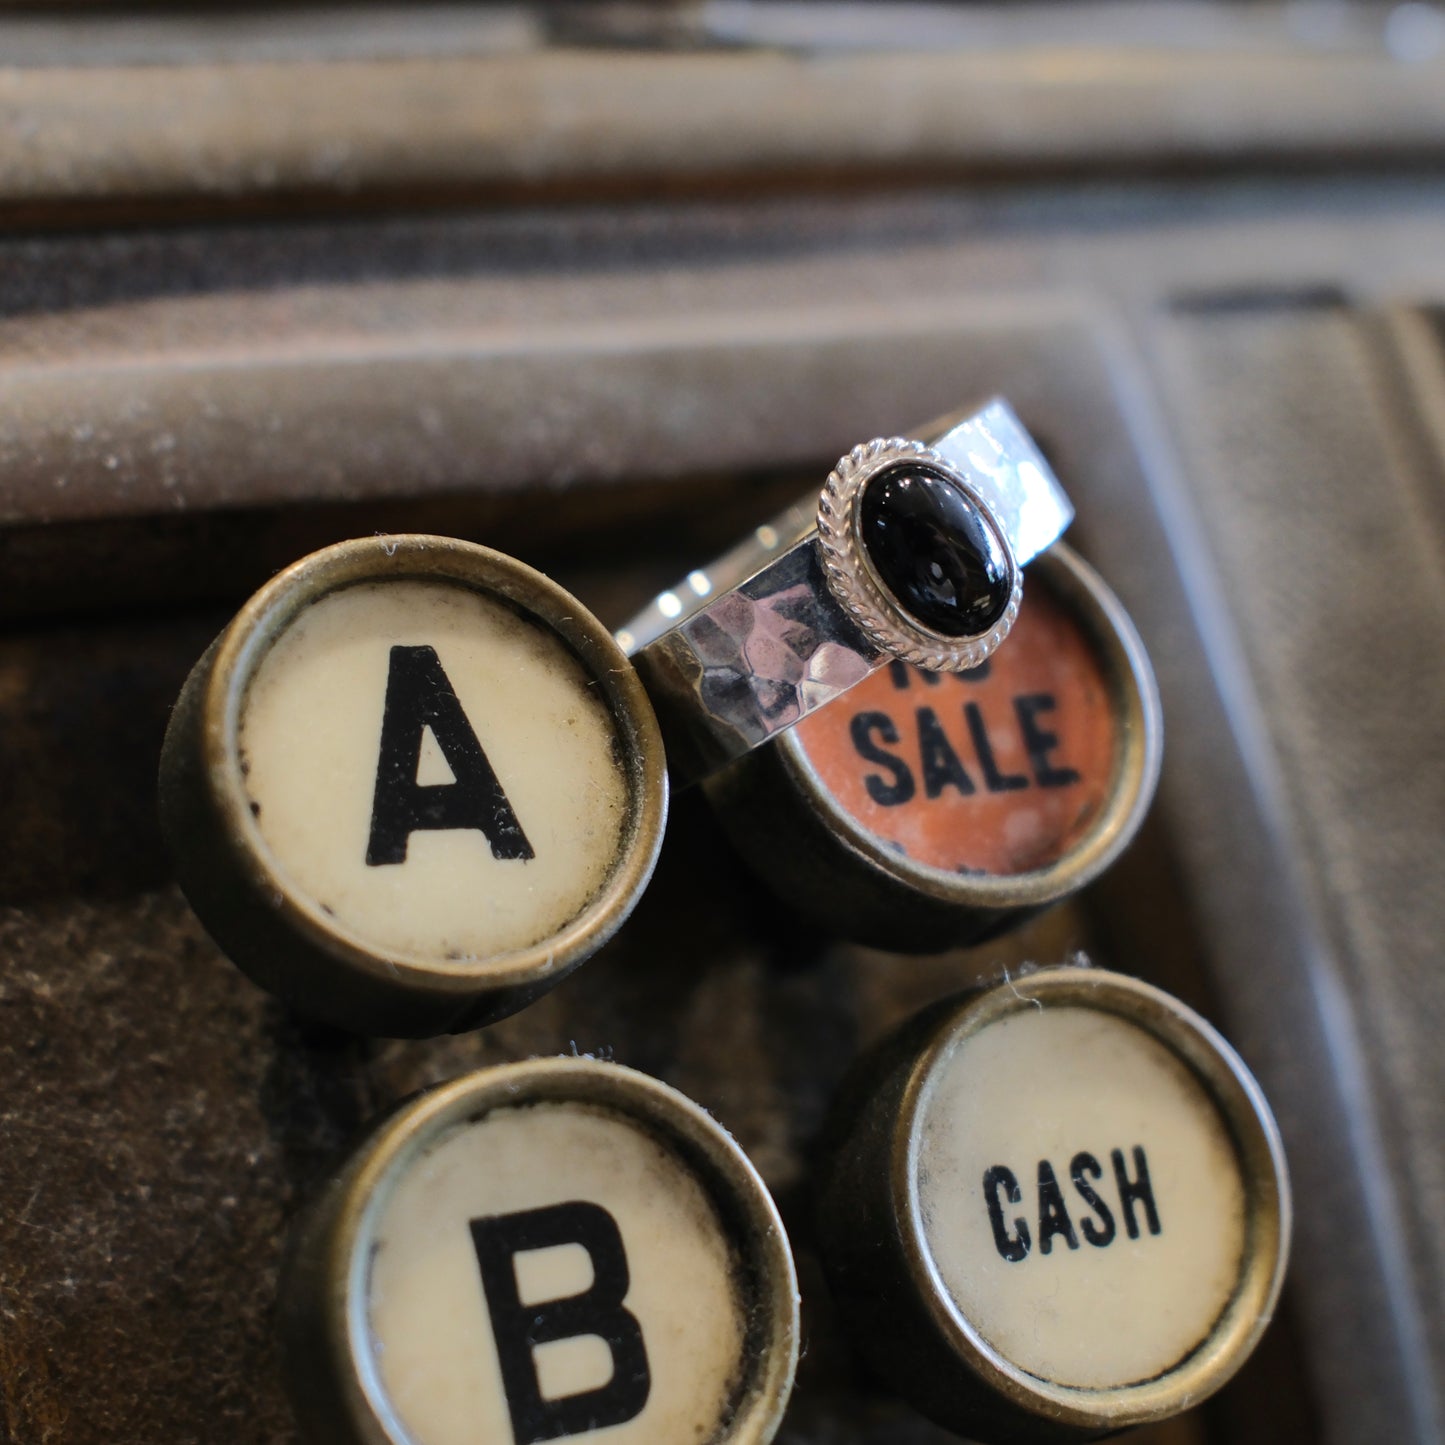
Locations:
158;537;666;1036
278;1060;799;1445
916;1003;1246;1388
815;967;1290;1443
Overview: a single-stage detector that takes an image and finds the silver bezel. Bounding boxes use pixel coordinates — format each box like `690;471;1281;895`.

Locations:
816;437;1023;672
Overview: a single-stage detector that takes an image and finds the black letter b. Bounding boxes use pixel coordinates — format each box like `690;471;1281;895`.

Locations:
471;1201;651;1443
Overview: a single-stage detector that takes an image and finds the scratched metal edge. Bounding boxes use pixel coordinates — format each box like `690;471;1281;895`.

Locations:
1;30;1445;221
0;300;1092;527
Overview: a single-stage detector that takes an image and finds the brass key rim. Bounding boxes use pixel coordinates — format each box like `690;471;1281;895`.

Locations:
776;542;1162;914
279;1058;800;1445
891;967;1291;1434
161;534;667;1034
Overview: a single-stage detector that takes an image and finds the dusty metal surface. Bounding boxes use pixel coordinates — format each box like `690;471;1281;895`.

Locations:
2;181;1443;527
7;45;1445;210
3;6;1444;1444
2;3;1445;227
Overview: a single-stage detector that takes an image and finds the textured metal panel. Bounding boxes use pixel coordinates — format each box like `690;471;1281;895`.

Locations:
1;5;1445;223
1140;295;1445;1442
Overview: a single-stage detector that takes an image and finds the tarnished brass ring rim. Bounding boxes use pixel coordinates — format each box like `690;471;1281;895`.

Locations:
890;966;1290;1433
776;542;1162;912
313;1059;800;1445
198;533;668;1000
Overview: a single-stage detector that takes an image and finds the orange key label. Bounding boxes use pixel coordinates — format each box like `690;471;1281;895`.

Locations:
792;582;1117;876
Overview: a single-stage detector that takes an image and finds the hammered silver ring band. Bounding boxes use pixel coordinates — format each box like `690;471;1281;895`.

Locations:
618;398;1073;786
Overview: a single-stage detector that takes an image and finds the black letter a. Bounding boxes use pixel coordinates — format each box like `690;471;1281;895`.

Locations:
471;1202;651;1443
365;645;533;866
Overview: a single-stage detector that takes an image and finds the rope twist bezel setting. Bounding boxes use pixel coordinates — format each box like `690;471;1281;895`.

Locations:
816;437;1023;672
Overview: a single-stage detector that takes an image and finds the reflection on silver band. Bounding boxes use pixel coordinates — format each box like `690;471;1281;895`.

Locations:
618;399;1072;787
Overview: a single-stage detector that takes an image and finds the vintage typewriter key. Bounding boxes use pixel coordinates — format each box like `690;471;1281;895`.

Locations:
815;966;1290;1443
704;544;1160;950
278;1058;799;1445
159;536;666;1036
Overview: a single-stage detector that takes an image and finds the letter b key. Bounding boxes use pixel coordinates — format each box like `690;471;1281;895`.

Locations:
471;1202;650;1443
277;1059;799;1445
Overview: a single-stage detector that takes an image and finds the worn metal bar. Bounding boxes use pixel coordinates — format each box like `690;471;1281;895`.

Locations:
2;25;1445;220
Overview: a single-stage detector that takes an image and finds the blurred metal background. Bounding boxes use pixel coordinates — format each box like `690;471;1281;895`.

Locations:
2;5;1445;1442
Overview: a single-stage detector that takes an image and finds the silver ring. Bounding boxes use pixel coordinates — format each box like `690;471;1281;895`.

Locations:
618;398;1073;786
